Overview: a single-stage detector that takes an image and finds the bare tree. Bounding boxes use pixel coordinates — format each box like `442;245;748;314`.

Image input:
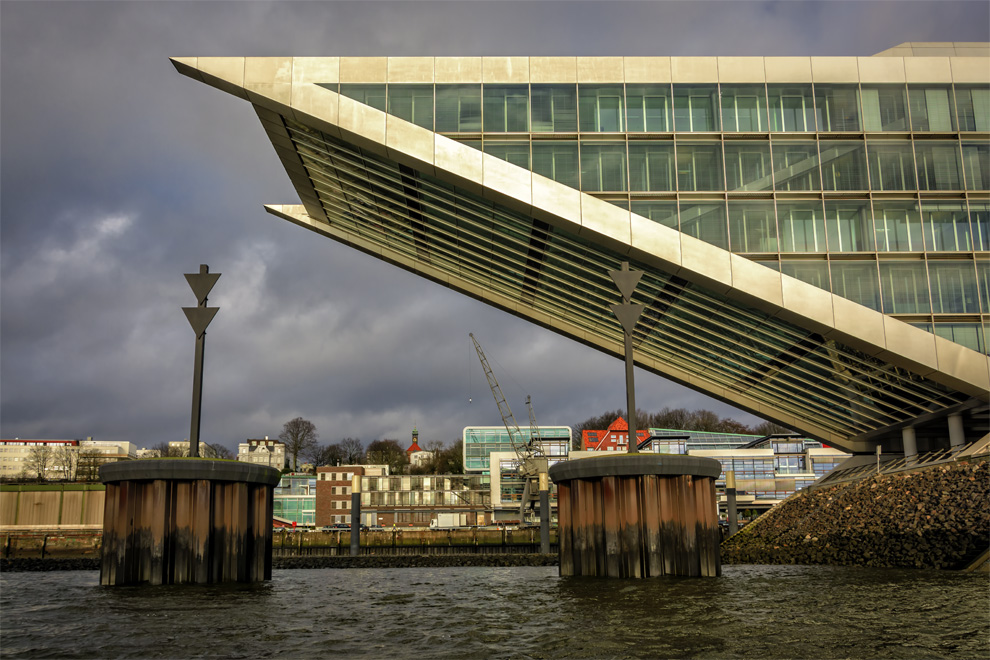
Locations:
307;443;345;468
752;420;795;436
26;444;54;480
53;444;79;481
202;443;234;459
366;439;408;474
147;441;185;458
338;437;365;465
279;417;319;471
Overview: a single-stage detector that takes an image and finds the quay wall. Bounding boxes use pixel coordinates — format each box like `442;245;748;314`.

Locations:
721;459;989;570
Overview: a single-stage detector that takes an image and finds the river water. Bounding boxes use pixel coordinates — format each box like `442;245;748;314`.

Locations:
1;565;986;659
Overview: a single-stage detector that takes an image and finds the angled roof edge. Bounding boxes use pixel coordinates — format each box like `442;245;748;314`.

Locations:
171;57;990;406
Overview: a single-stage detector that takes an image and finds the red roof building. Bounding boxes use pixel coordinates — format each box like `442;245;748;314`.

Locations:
581;417;650;452
406;427;423;454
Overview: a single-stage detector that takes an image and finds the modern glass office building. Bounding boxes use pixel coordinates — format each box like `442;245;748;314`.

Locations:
462;426;572;472
174;44;989;457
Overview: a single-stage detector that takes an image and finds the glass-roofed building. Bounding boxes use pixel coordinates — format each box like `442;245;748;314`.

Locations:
173;44;989;458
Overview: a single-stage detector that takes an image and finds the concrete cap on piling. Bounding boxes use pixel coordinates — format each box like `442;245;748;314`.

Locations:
100;458;282;486
549;453;722;483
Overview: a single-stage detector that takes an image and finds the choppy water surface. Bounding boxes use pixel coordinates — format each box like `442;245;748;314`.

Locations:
1;565;987;659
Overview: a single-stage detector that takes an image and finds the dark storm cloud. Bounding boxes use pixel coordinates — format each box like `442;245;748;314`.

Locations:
2;1;987;452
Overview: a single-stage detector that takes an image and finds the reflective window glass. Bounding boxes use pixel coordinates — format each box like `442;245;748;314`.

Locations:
860;85;909;131
978;260;990;312
626;85;672;132
729;201;777;252
580;142;627;191
532;142;579;188
908;86;956;131
673;85;719;131
825;200;874;252
340;84;387;112
915;141;962;190
630;201;678;228
721;85;769;132
724;142;772;191
676;143;723;191
929;262;980;314
771;141;820;191
628;141;675;191
781;260;830;291
970;203;990;251
830;261;880;310
954;86;990;132
768;85;815;132
484;141;530;169
388;85;434;130
933;323;985;354
815;85;861;131
679;202;727;249
531;85;577;132
777;201;826;253
962;142;989;190
436;85;482;132
820;140;868;190
866;140;917;190
874;201;924;251
922;202;972;251
578;85;625;132
484;85;529;132
880;261;930;314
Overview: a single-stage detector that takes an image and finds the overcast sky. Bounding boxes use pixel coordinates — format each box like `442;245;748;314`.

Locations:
2;1;988;453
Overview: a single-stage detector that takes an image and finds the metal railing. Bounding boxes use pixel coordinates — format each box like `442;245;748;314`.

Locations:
811;441;983;489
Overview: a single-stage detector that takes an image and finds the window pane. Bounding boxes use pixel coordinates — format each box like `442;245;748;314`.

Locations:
915;141;962;190
880;261;930;314
436;85;481;132
387;85;433;129
628;141;674;191
777;201;826;253
626;85;672;132
860;85;909;131
815;85;861;131
768;85;815;132
908;86;956;131
676;143;723;191
630;201;678;228
531;85;577;132
679;202;727;249
721;85;769;132
339;84;387;112
874;201;924;252
922;202;971;251
484;85;529;132
484;141;530;169
978;260;990;312
820;140;867;190
928;262;979;313
578;85;625;132
962;142;990;190
830;261;880;310
772;141;820;191
866;140;916;190
532;142;579;188
580;142;627;191
933;323;985;354
955;86;990;131
970;203;990;251
729;201;777;252
781;260;830;291
673;85;719;131
826;201;874;252
724;142;772;191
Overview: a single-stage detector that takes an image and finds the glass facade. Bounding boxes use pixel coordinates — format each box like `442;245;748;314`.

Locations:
273;474;317;526
462;426;572;472
313;79;988;354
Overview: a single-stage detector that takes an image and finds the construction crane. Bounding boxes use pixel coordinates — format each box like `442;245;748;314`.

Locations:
469;333;549;522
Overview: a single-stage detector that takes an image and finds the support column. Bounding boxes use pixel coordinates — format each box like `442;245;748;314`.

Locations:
902;427;918;463
948;414;965;448
350;474;361;557
725;471;738;537
539;472;550;554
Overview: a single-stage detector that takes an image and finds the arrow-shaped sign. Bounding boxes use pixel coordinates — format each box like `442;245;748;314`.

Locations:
609;303;645;335
608;267;642;302
185;270;221;306
183;307;219;337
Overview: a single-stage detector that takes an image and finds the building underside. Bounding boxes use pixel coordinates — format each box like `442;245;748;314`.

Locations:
172;54;990;455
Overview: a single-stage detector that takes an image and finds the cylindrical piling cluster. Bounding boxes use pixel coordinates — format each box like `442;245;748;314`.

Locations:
550;454;722;578
100;460;281;585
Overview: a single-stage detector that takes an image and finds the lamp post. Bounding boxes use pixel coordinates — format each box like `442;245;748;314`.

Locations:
182;265;220;458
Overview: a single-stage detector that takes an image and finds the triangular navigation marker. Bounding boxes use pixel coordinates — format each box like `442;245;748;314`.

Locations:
608;268;642;302
183;306;219;337
609;303;645;336
185;271;221;306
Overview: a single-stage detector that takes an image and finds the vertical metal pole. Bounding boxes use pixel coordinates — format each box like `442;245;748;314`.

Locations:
350;474;361;557
726;471;738;537
188;329;205;458
624;329;638;454
539;472;550;554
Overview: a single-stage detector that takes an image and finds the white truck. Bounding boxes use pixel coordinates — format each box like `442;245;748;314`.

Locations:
429;513;463;529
